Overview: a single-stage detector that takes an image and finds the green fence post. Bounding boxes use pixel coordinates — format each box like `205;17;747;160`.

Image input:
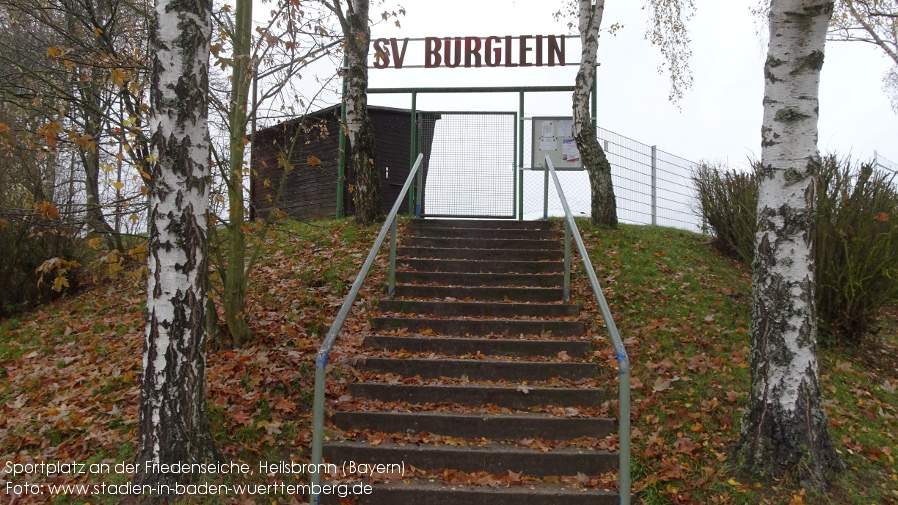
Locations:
513;112;518;219
408;92;417;215
519;91;525;220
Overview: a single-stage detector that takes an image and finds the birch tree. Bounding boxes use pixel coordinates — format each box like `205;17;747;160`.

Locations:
572;0;618;227
736;0;844;487
132;0;220;494
322;0;382;223
562;0;694;227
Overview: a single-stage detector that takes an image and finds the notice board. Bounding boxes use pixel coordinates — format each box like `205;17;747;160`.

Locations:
531;117;583;170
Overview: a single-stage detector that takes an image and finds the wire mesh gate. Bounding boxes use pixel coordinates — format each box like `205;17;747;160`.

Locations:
417;112;517;218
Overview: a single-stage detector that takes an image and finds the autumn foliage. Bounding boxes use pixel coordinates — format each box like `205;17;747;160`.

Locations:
1;218;897;504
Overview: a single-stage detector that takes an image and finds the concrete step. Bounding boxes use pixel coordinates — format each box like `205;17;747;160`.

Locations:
391;285;563;303
407;227;561;240
398;258;562;274
347;383;607;408
363;335;589;357
377;300;578;318
322;441;617;477
407;219;556;231
334;411;614;440
395;271;562;287
370;317;585;337
402;237;559;250
360;357;596;382
398;247;562;262
320;480;624;505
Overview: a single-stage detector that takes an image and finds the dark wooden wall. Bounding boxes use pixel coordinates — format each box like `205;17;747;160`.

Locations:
251;106;423;222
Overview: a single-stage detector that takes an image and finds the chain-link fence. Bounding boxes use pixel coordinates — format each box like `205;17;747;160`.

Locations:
520;120;701;232
875;151;898;175
418;112;517;218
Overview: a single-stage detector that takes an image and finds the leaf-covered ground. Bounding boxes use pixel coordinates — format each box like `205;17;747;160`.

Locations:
0;218;896;504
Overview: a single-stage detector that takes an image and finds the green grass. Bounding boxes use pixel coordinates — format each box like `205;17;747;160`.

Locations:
573;220;898;505
1;217;895;504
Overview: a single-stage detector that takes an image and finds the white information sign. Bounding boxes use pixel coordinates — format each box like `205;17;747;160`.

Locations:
531;117;582;170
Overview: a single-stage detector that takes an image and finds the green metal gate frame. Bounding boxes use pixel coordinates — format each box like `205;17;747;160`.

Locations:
364;86;582;220
414;110;517;219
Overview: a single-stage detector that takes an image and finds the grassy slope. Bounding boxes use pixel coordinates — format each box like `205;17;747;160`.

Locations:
0;218;895;505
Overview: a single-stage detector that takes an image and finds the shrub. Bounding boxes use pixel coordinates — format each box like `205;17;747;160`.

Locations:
815;158;898;342
693;155;898;343
693;162;757;264
0;211;83;317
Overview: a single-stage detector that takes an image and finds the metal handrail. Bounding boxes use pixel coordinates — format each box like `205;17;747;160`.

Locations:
308;153;424;504
545;155;632;505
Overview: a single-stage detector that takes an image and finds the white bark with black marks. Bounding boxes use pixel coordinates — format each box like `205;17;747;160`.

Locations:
339;0;381;223
134;0;220;497
572;0;617;227
737;0;843;488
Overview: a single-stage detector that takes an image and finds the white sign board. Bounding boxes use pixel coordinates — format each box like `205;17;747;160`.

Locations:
531;117;583;170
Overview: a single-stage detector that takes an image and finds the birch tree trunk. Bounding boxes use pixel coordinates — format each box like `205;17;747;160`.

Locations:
133;0;220;497
342;0;382;223
737;0;843;488
573;0;617;228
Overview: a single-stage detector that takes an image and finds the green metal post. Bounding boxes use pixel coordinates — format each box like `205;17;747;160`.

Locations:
336;56;348;218
512;112;518;219
415;115;423;218
407;92;417;215
591;70;598;124
389;217;397;295
518;91;525;220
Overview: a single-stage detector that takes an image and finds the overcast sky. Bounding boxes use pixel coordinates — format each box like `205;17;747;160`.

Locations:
362;0;898;171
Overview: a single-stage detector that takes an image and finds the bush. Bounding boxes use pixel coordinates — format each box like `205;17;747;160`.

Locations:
693;163;757;264
0;211;83;317
693;155;898;343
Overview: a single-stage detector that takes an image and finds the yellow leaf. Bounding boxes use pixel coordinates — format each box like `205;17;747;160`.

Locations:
128;214;139;224
307;155;322;166
88;237;100;249
36;121;63;149
0;122;10;134
109;68;126;87
728;478;741;487
112;181;124;191
53;275;69;292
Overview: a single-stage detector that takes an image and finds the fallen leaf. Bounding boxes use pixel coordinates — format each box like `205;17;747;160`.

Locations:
653;377;672;392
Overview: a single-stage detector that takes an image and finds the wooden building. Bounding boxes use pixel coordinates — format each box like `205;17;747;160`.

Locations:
251;105;438;222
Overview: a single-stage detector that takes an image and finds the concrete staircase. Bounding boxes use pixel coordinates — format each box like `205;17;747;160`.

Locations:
321;219;622;504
